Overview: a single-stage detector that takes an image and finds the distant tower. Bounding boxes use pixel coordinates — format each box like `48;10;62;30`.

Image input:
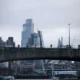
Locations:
0;37;4;47
60;37;63;47
28;33;40;47
58;37;63;48
58;38;61;48
21;19;34;47
6;37;15;47
38;31;44;47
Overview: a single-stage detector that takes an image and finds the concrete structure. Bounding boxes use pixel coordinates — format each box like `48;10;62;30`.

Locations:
0;48;80;62
21;19;34;47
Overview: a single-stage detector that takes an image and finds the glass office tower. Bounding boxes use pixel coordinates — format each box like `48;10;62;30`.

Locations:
21;19;34;47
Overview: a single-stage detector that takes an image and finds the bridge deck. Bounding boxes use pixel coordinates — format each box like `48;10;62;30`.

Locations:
0;47;80;62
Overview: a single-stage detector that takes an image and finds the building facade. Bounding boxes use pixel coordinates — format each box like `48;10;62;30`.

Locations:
21;19;44;48
28;33;40;47
21;19;34;47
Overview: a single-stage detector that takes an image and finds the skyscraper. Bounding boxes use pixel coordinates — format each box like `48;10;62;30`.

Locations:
58;37;63;48
21;19;34;47
20;19;45;73
0;37;4;47
6;37;15;47
38;31;44;47
61;37;63;47
28;32;41;47
58;38;61;48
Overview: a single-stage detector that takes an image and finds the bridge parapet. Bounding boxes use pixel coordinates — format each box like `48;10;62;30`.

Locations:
0;48;80;62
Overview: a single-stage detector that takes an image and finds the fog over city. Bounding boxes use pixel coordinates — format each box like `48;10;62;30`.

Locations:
0;0;80;47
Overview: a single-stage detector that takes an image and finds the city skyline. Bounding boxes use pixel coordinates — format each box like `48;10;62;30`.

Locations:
0;0;80;47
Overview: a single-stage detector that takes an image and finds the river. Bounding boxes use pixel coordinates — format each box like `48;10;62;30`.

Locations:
16;79;51;80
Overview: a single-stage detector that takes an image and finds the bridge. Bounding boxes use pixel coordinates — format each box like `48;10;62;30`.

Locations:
0;47;80;62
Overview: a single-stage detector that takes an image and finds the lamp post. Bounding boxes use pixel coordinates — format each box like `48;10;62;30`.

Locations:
68;23;71;48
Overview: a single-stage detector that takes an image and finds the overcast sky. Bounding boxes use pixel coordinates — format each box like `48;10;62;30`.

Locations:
0;0;80;47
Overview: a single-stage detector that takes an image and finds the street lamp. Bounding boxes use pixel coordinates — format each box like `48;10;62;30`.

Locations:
68;23;71;48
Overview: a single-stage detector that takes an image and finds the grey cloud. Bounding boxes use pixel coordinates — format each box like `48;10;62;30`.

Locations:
0;0;80;47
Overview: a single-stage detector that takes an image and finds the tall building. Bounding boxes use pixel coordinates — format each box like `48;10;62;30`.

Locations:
0;36;15;48
5;37;15;47
58;39;61;48
0;37;4;47
21;19;34;47
20;19;45;73
21;19;44;48
28;33;40;47
21;19;34;66
58;37;63;48
38;31;44;47
61;37;63;46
